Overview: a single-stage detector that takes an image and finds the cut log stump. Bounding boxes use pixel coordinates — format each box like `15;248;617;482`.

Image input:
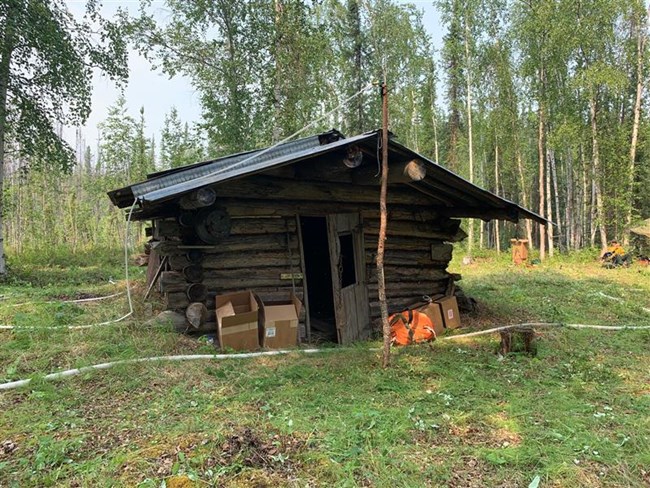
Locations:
499;326;537;356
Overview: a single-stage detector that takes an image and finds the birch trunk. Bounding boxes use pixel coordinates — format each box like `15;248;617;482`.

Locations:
432;107;440;164
624;8;646;245
494;142;501;253
516;149;533;244
464;17;475;257
551;149;562;250
537;96;546;261
272;0;284;143
0;5;16;276
546;149;554;257
589;95;608;251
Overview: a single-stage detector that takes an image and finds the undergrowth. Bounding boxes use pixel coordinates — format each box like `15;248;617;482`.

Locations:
0;248;648;487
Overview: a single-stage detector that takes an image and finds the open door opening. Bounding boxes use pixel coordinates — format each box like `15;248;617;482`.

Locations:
299;216;338;343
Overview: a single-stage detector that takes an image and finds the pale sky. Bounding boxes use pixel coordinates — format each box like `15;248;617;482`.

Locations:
65;1;443;152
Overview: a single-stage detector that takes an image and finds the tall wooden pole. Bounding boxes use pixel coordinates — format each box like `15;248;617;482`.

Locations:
377;82;391;368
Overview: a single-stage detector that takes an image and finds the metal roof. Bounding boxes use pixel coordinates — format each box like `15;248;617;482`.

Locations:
108;129;545;224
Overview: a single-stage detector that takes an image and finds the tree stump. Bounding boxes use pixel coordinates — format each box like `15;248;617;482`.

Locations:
499;326;536;355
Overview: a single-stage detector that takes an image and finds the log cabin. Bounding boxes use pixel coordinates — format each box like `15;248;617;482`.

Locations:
108;129;544;344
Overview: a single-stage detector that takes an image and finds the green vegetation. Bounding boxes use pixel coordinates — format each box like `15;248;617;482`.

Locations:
1;251;648;486
3;0;650;259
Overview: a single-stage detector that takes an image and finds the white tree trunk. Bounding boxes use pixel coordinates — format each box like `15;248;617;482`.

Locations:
590;95;608;252
625;7;646;245
464;17;475;257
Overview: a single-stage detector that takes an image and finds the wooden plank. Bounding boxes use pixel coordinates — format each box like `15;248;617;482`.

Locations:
295;215;311;342
327;214;345;344
144;254;168;301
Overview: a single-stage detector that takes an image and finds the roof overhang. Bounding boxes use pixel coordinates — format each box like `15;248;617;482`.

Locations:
108;129;547;225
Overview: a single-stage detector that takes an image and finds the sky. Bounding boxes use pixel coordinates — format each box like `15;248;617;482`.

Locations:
65;1;444;150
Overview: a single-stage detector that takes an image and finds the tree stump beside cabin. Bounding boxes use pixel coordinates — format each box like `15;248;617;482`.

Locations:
499;326;536;356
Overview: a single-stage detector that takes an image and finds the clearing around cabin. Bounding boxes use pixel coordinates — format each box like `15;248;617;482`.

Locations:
0;251;649;487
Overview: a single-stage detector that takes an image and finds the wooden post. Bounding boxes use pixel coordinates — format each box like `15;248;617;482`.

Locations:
295;215;312;343
377;82;391;368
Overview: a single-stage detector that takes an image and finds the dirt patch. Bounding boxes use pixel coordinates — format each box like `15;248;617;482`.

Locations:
447;423;521;448
219;427;305;473
0;439;19;459
447;457;489;487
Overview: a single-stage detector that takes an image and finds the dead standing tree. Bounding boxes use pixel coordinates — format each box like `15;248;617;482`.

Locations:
378;82;391;368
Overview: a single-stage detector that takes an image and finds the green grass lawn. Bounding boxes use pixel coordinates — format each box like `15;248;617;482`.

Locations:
0;249;649;487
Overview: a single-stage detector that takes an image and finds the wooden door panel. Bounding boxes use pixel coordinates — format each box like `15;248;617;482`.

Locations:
327;213;369;344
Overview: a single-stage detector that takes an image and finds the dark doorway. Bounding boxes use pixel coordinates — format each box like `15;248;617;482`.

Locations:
300;216;337;342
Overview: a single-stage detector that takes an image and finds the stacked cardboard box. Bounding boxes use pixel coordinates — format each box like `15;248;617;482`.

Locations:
215;290;303;351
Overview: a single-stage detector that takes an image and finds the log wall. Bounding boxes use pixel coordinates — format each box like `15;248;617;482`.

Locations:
148;175;463;335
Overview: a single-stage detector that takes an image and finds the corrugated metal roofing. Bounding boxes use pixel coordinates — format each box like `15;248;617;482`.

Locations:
109;130;344;208
108;129;545;224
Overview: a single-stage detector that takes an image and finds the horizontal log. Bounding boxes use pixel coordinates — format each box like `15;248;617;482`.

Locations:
364;248;452;267
229;217;296;235
364;235;446;252
153;234;298;256
186;320;218;334
201;277;297;290
216;198;439;221
154;216;297;242
169;254;191;270
368;265;449;283
155;219;182;238
213;175;436;206
369;298;429;316
367;280;448;296
201;252;300;270
165;292;190;310
160;271;186;293
162;266;304;295
364;219;466;242
207;287;304;302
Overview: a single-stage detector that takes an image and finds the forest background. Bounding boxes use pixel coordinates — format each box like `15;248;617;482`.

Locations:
3;0;650;265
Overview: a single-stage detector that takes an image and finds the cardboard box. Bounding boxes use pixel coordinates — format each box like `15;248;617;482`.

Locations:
417;302;446;336
417;296;461;335
259;293;303;349
216;291;259;351
437;296;461;330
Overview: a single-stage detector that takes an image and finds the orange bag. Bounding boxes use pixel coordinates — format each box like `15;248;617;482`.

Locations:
389;309;436;346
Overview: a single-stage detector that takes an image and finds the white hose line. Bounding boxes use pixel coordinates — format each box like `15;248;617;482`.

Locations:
2;322;650;391
4;291;126;308
0;312;133;331
0;349;331;391
439;322;650;340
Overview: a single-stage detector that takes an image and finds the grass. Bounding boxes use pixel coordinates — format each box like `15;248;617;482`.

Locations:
0;248;649;487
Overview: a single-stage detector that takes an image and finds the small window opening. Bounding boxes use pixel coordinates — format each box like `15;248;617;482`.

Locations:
339;233;357;288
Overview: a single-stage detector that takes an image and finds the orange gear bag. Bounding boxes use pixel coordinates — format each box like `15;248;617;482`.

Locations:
389;309;436;346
